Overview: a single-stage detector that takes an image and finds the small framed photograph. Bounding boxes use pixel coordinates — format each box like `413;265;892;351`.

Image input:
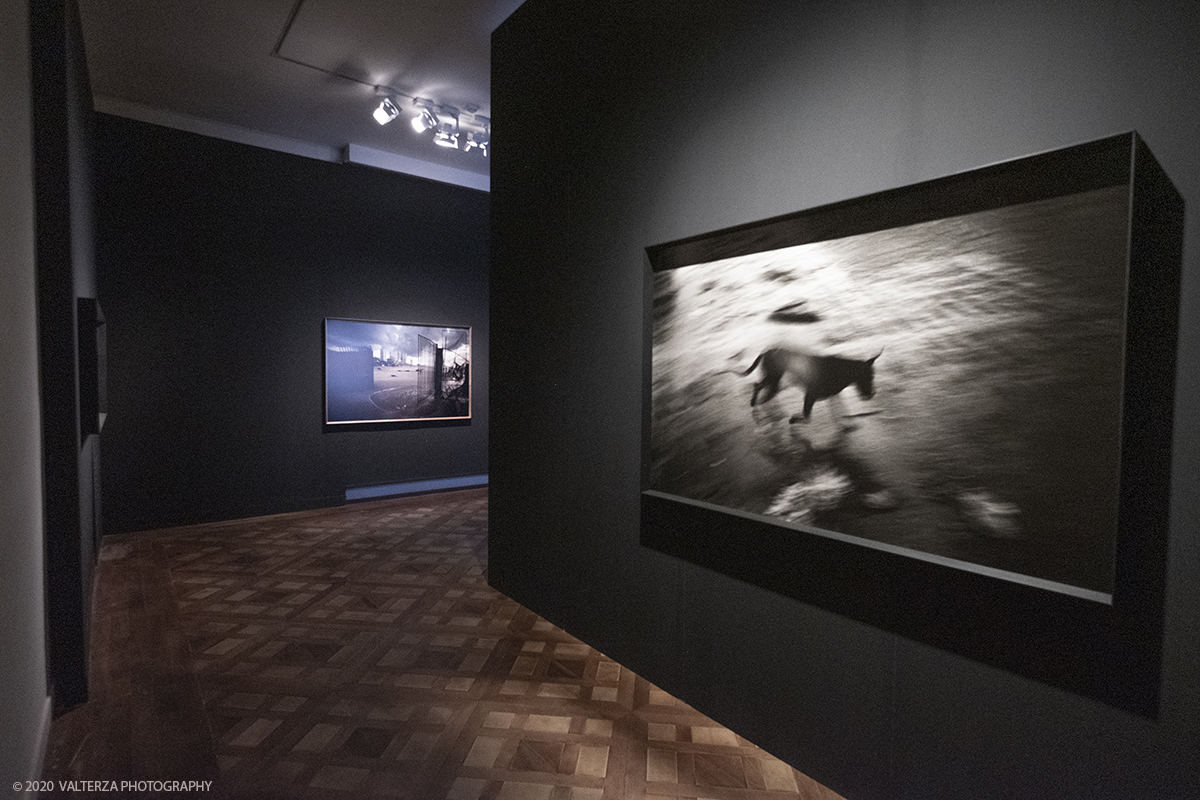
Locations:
325;317;471;425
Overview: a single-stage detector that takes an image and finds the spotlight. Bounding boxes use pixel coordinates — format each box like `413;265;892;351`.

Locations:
411;99;439;132
412;108;438;132
373;97;399;125
463;130;489;155
433;122;459;148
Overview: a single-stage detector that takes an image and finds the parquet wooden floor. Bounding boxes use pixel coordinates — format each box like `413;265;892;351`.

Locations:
42;489;844;800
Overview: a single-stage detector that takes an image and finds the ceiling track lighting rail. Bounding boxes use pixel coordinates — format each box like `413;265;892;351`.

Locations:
271;0;488;157
373;92;489;157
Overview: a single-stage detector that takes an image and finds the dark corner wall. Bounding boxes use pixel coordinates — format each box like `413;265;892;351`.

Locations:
31;0;98;713
94;115;489;535
1;0;50;789
489;2;1199;799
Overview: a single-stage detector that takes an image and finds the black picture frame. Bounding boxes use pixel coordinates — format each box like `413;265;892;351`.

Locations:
324;317;471;427
642;132;1183;716
77;296;106;441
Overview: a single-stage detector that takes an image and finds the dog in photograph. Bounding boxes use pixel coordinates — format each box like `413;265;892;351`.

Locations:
740;347;880;424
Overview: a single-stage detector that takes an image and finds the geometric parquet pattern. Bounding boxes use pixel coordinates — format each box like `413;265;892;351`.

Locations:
43;489;844;800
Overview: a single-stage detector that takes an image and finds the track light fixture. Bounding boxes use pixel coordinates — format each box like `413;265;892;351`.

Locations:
463;130;489;157
272;48;489;159
414;109;439;132
434;123;460;148
431;105;460;148
411;98;439;132
372;96;400;125
369;93;489;158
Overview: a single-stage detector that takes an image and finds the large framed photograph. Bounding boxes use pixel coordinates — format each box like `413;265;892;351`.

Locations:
325;317;471;425
642;133;1183;714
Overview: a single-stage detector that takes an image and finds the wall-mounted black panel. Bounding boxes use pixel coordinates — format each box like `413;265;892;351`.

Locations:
30;0;97;711
76;296;105;441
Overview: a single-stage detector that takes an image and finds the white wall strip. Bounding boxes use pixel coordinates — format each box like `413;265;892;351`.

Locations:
342;143;490;192
346;474;489;501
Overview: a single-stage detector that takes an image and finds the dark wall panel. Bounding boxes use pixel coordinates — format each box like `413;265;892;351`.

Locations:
490;2;1200;798
31;0;99;710
0;0;52;781
95;115;489;534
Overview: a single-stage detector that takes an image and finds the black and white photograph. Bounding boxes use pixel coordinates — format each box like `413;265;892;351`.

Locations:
325;317;471;424
649;184;1131;597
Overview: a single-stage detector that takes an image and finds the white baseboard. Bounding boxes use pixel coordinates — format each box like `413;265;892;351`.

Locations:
346;474;488;501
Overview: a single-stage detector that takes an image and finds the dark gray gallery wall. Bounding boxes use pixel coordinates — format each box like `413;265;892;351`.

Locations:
31;0;99;711
489;2;1199;799
94;115;489;535
0;0;52;789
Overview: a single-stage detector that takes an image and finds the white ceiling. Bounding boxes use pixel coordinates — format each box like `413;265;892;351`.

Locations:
78;0;526;186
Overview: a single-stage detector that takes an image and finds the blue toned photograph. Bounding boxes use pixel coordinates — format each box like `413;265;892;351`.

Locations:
325;318;471;424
